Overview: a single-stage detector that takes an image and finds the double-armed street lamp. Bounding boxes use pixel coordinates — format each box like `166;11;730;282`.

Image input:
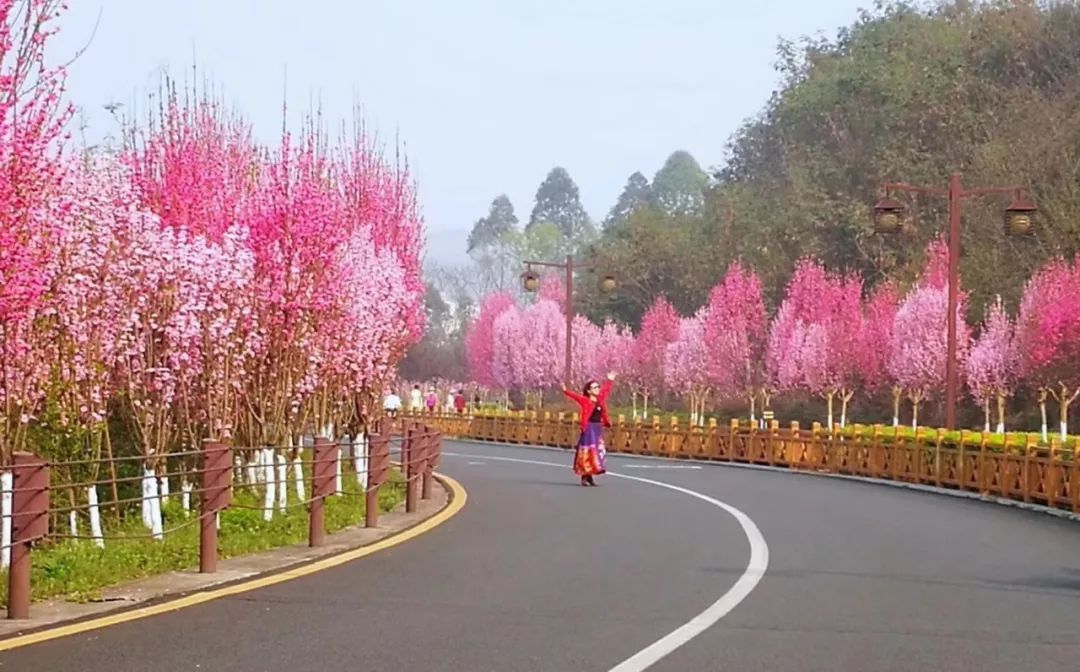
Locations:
520;255;616;388
871;173;1037;430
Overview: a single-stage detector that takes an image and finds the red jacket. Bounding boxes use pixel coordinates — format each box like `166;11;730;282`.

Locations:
562;379;613;431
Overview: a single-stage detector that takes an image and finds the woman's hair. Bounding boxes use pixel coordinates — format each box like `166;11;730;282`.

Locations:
583;380;600;396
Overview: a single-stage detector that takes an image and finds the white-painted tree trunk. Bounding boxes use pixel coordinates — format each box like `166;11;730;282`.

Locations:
141;468;155;530
181;479;192;512
159;474;170;507
262;448;276;522
1;471;12;568
148;475;163;540
69;510;78;539
276;453;287;512
245;454;258;485
1040;398;1049;442
996;422;1005;434
353;434;368;489
1061;420;1069;443
87;486;104;548
335;443;343;496
293;448;305;502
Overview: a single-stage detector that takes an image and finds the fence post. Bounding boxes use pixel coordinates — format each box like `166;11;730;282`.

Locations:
367;429;390;528
310;437;336;547
421;430;436;501
200;440;232;574
404;427;417;514
8;453;48;619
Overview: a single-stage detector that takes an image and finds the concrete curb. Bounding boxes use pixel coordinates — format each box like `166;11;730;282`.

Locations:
448;437;1080;524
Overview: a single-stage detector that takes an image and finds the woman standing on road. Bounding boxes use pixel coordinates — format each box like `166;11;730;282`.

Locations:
561;373;616;486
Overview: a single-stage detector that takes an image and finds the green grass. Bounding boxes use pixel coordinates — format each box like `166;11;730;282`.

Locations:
0;472;405;606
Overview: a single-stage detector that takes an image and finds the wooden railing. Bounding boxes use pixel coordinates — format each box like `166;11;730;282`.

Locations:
410;411;1080;514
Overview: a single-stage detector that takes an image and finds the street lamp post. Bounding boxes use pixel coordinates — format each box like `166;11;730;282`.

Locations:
872;173;1037;430
520;255;616;387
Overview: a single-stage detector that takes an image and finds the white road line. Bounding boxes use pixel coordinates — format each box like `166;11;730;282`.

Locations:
621;464;702;470
442;450;769;672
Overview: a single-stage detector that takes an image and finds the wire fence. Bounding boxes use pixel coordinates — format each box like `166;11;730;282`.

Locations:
0;419;443;618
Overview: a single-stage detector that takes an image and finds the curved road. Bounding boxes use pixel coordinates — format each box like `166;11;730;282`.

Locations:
5;440;1080;671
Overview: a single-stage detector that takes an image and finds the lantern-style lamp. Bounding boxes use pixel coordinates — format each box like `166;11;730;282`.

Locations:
520;269;540;293
1003;193;1037;236
872;196;905;234
599;274;617;294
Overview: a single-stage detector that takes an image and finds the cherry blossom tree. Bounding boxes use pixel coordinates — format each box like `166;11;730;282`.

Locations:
665;311;710;425
765;258;863;428
569;315;602;383
1016;257;1080;441
517;300;566;405
859;283;901;426
703;262;768;421
0;0;72;468
631;297;680;418
466;292;515;390
965;296;1017;434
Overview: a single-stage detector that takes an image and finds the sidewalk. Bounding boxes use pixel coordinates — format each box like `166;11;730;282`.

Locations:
0;481;450;639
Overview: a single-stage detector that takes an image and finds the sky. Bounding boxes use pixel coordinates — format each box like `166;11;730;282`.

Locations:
54;0;871;264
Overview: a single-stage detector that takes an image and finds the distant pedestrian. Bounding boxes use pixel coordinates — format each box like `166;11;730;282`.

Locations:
425;388;438;413
454;389;466;414
383;390;402;420
409;384;423;412
561;372;615;486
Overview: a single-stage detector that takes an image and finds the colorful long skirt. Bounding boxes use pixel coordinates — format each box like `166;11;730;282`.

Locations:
573;422;607;476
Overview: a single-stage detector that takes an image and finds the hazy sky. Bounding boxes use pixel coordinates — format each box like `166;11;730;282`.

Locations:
54;1;870;260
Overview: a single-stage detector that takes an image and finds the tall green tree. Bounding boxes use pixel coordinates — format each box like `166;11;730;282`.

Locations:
651;151;708;217
528;167;593;240
467;194;518;253
604;171;652;230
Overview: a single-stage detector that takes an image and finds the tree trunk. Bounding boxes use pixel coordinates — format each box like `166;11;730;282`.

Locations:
1039;388;1049;442
892;387;902;427
262;447;276;522
748;390;757;423
983;397;991;433
825;391;835;430
632;392;638;420
276;453;288;511
88;485;104;548
840;390;853;428
1058;385;1079;442
995;393;1006;434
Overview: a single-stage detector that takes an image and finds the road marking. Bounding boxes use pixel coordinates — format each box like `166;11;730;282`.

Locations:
467;461;486;465
621;464;702;470
0;474;468;653
442;451;769;672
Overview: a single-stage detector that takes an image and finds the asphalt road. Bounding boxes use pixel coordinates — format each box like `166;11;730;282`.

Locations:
4;440;1080;671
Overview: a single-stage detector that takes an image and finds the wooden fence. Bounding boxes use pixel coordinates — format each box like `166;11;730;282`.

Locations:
410;411;1080;514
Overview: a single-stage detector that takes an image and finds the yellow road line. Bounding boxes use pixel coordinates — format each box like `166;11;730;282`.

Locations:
0;474;467;653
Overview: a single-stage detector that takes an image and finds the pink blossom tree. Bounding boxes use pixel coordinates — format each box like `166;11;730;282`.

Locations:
631;297;680;418
569;315;602;383
1016;257;1080;441
491;305;523;396
765;259;863;428
516;300;566;406
965;296;1017;434
888;287;971;429
665;311;711;425
859;283;901;426
888;239;971;429
0;0;72;468
703;262;768;421
466;292;515;390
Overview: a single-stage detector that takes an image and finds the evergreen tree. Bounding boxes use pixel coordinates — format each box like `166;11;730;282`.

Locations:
528;167;593;239
604;171;651;230
651;150;707;217
467;194;518;253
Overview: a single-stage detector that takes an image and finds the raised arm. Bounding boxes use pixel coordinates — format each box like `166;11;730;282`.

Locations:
598;374;615;403
562;386;588;404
